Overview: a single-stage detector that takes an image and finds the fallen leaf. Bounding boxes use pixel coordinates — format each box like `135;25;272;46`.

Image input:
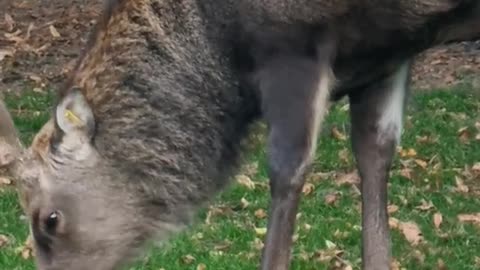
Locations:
241;162;258;177
332;126;347;141
325;239;337;249
458;213;480;226
389;217;400;229
407;148;417;157
455;176;469;193
240;197;249;209
182;254;196;264
338;148;350;164
416;135;435;144
213;241;232;251
302;183;315;195
388;204;399;214
398;221;423;246
4;13;15;32
416;199;434;211
17;236;33;259
29;75;42;83
0;49;15;62
400;168;413;180
324;193;339;205
458;126;470;143
433;212;443;229
252;237;264;250
205;206;233;224
49;25;61;38
0;235;9;248
313;247;343;263
254;208;267;219
472;162;480;173
303;223;312;231
413;250;426;264
436;258;447;270
0;177;12;185
236;175;255;190
197;263;207;270
390;258;401;270
255;227;267;236
414;159;428;169
335;171;360;186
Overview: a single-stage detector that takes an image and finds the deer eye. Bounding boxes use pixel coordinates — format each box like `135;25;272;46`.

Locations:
45;211;60;233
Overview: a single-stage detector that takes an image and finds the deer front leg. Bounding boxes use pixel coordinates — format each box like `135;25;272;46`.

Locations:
349;61;411;270
255;53;332;270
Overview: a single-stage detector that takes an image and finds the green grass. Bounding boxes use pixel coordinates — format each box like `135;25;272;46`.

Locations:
1;86;479;269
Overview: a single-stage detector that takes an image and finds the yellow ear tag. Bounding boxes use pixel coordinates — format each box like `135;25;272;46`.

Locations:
64;109;83;125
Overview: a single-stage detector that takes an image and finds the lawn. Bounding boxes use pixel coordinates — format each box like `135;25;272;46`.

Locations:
0;86;479;270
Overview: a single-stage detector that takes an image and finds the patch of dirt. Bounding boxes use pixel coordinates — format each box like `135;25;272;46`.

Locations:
1;0;480;94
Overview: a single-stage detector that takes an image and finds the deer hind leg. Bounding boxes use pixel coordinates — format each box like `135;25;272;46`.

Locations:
254;50;333;270
348;61;411;270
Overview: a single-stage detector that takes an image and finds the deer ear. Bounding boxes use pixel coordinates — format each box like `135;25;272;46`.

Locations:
55;89;95;139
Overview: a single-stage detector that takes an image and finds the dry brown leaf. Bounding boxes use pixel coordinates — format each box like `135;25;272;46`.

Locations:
458;213;480;226
0;177;12;185
197;263;207;270
241;162;258;177
472;162;480;173
252;237;264;250
433;212;443;229
182;254;196;264
476;133;480;141
338;148;350;164
254;208;267;219
313;247;343;263
240;197;249;209
303;223;312;231
205;206;233;224
400;168;413;180
0;49;15;62
332;126;347;141
0;235;9;248
414;159;428;169
302;183;315;195
236;175;255;190
390;258;401;270
255;227;267;237
324;193;339;205
49;25;61;38
458;127;470;143
398;221;423;246
416;199;434;211
29;75;42;83
389;217;400;229
413;250;426;264
4;13;15;32
335;171;360;186
388;204;399;214
21;247;32;259
17;236;34;259
343;265;353;270
437;259;447;270
455;176;469;193
213;241;232;251
407;148;417;157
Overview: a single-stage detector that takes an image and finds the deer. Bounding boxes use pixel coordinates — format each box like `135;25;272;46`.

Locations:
0;0;479;269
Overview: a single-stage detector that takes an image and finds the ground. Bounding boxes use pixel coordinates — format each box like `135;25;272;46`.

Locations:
1;0;480;95
1;1;480;270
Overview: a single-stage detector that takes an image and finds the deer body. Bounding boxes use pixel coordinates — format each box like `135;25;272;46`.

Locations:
0;0;479;270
